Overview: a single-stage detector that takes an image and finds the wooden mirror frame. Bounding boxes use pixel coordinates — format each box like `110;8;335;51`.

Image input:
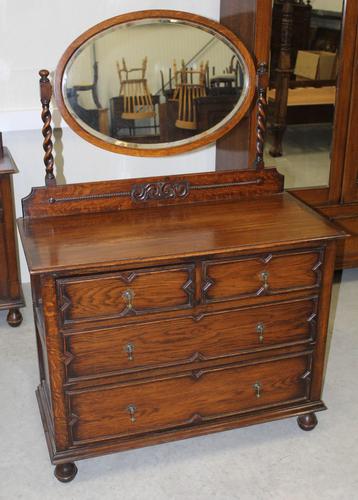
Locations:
53;10;256;157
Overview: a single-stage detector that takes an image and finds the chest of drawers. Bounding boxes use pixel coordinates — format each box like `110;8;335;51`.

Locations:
18;183;344;482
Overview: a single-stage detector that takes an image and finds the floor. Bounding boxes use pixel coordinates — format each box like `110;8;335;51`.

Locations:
0;273;357;500
264;123;332;189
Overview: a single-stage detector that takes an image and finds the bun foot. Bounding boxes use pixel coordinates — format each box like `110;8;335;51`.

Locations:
7;308;23;327
54;462;78;483
297;413;318;431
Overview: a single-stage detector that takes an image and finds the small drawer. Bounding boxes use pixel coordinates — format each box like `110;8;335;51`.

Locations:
65;298;317;381
67;353;312;445
202;249;323;304
57;264;195;328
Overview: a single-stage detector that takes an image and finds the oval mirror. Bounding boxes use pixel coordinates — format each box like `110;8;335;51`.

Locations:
54;10;256;156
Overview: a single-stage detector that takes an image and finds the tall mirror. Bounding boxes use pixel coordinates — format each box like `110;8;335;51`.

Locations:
265;0;343;189
55;11;256;156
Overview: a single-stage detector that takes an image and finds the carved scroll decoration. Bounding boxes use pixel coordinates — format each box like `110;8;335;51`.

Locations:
39;69;56;186
46;178;263;205
131;181;190;202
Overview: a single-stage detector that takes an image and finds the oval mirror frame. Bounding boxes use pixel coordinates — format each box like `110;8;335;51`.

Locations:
54;10;256;157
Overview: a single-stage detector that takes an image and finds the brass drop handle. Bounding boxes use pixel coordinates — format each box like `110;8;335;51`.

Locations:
127;404;137;423
260;271;270;290
253;382;262;398
256;322;265;343
125;342;135;361
122;289;135;310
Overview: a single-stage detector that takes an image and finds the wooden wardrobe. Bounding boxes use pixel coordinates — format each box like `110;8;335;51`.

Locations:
218;0;358;269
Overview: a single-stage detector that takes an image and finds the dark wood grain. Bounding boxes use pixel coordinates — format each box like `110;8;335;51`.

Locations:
57;264;195;327
37;381;327;465
21;168;284;219
201;249;323;303
0;144;24;325
65;298;317;381
19;7;346;481
67;353;312;445
18;192;344;275
21;187;342;479
39;70;55;186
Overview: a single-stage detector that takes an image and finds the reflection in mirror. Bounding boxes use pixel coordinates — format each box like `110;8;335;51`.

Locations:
63;19;249;150
265;0;343;189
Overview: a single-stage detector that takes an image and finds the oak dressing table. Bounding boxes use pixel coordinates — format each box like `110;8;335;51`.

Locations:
17;10;345;482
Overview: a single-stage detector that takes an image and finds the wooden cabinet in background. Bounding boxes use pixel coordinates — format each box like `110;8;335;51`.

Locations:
218;0;358;269
0;136;24;326
291;0;358;269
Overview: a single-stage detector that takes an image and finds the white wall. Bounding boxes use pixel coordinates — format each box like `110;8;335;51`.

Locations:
0;0;220;282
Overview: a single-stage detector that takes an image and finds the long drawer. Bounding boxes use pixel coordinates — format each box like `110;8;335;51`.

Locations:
57;264;195;328
67;353;312;445
64;298;317;381
202;249;323;303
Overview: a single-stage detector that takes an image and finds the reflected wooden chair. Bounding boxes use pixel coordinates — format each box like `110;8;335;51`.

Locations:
67;61;109;135
172;60;208;130
117;57;155;120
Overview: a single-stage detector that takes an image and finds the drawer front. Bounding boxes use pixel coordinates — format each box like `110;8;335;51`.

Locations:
68;354;312;445
57;264;195;327
65;298;317;380
202;249;323;303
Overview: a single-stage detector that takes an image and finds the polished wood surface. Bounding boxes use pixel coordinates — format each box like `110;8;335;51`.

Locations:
18;192;343;274
19;179;343;481
57;264;195;326
65;297;317;382
21;168;284;219
18;6;346;482
0;144;24;325
202;249;322;303
68;354;312;445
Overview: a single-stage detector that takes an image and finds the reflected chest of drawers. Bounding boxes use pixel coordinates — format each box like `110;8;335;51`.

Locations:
18;182;344;482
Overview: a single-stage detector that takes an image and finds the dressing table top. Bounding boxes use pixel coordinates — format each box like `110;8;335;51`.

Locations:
18;192;345;275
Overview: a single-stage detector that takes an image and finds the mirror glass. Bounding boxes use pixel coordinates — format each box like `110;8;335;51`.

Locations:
266;0;344;189
60;18;251;152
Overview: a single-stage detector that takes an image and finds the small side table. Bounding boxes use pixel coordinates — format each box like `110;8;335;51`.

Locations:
0;134;25;326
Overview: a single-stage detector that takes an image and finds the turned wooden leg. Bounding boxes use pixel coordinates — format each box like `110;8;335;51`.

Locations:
269;125;285;157
7;308;23;327
297;413;318;431
54;462;78;483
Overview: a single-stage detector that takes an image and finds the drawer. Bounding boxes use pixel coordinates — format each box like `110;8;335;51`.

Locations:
67;353;312;445
202;249;323;304
57;264;195;328
65;298;317;380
